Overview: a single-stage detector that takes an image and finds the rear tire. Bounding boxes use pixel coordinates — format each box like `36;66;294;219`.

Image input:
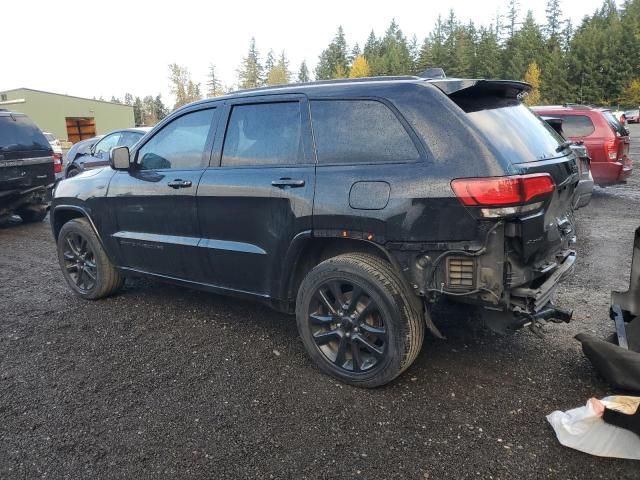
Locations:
296;253;424;388
66;167;80;178
57;218;124;299
18;208;47;223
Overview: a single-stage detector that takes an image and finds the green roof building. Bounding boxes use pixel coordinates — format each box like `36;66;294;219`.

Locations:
0;88;134;143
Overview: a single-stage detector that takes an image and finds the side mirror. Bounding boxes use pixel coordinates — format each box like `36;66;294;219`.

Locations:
110;146;130;170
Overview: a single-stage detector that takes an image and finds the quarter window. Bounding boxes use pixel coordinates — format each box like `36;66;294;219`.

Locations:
310;100;420;164
138;109;215;170
555;115;595;137
221;102;303;167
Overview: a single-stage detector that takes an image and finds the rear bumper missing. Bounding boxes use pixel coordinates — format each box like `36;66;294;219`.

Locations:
510;250;576;313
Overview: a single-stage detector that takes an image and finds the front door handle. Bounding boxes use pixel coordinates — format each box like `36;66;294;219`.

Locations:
168;179;193;189
271;178;305;188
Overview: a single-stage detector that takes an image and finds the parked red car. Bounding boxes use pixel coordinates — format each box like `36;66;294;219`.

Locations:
532;105;632;186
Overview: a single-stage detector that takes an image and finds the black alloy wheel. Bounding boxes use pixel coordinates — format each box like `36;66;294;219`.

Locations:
61;231;98;292
296;253;424;387
308;279;388;373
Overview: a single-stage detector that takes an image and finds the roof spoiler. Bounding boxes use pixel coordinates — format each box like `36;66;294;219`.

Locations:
427;79;532;100
418;68;446;79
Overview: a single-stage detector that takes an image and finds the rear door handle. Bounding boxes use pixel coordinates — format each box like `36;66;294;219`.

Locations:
271;178;305;188
168;179;192;189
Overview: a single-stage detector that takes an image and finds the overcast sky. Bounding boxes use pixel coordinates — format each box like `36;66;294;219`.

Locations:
3;0;608;106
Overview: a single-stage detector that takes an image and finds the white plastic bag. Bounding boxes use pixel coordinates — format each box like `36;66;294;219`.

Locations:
547;396;640;460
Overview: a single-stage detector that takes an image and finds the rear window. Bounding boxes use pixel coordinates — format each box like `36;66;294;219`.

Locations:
310;99;420;164
553;115;595;137
601;111;627;136
0;115;51;153
457;99;564;163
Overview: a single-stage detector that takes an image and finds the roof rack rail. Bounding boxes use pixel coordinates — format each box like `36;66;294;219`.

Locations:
562;103;593;110
233;75;419;94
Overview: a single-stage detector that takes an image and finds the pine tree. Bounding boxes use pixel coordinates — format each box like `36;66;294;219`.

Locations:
408;34;420;74
142;96;156;125
133;97;143;125
266;51;290;85
168;63;200;109
567;1;632;104
264;50;276;76
315;26;350;79
503;11;545;80
418;15;450;74
350;43;361;66
506;0;520;39
124;93;134;106
297;60;310;83
474;26;502;78
541;45;569;103
110;96;122;104
206;64;224;97
237;37;263;89
523;62;542;105
154;95;168;122
349;55;371;78
545;0;563;44
373;19;414;76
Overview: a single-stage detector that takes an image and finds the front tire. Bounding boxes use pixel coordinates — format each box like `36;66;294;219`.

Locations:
57;218;124;299
296;253;424;388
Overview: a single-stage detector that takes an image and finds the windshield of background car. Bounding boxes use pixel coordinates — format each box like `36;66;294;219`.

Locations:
625;109;639;117
456;98;565;163
602;111;628;136
0;115;51;152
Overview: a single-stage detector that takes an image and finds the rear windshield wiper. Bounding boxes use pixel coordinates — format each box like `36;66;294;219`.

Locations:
555;140;573;153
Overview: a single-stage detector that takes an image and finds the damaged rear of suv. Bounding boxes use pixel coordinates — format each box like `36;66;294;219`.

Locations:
414;80;578;336
51;75;578;387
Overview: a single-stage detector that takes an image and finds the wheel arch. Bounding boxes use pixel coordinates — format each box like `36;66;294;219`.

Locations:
279;234;409;312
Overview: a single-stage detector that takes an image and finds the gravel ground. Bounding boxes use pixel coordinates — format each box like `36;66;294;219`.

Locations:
1;125;639;479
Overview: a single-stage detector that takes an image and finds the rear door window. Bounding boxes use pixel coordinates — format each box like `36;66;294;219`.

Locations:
221;102;303;167
554;115;595;137
310;99;420;164
0;115;51;153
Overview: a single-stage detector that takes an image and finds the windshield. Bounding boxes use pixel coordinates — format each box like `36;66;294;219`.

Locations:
460;99;565;164
625;109;639;116
0;116;51;152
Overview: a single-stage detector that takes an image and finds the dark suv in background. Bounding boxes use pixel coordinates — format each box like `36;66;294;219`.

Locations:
51;76;578;387
0;110;54;223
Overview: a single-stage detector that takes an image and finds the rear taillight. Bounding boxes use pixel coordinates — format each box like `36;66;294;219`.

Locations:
451;173;555;218
53;153;62;174
604;141;618;161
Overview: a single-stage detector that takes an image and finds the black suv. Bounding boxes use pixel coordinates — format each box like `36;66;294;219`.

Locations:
51;77;578;387
1;110;54;223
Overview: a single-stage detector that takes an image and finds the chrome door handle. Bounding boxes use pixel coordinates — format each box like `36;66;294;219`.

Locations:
271;178;305;188
168;179;192;189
